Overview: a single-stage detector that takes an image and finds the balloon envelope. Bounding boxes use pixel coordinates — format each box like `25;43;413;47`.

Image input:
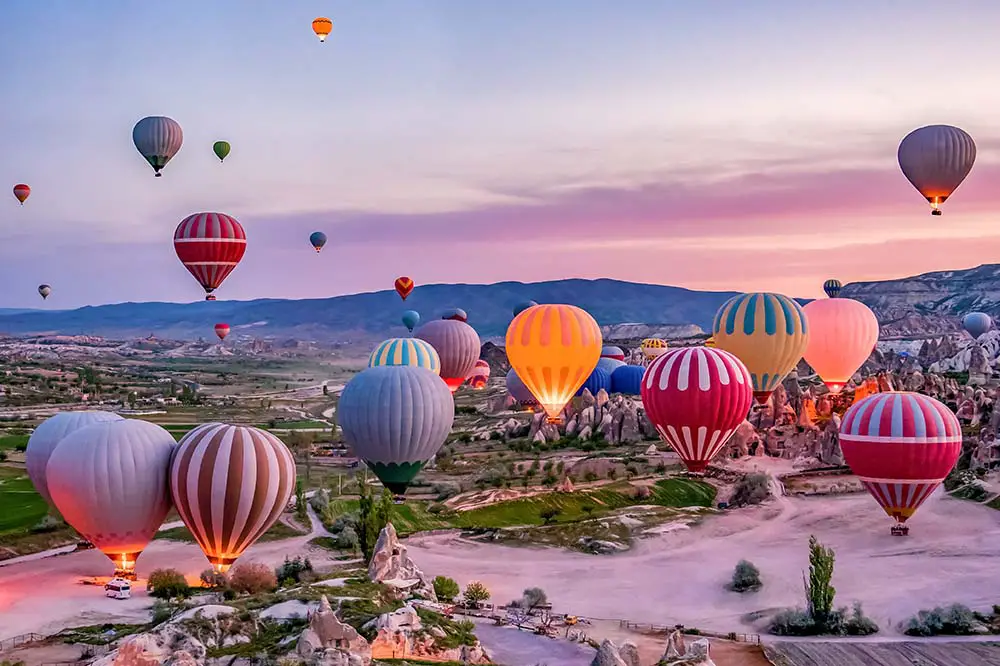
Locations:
898;125;976;214
469;359;490;389
402;310;420;333
395;276;414;300
13;184;30;204
47;419;176;574
840;392;961;524
823;279;842;298
803;298;879;393
38;284;51;300
641;347;753;473
963;312;992;340
170;423;296;572
369;338;441;375
173;212;247;300
597;357;626;376
601;345;626;361
611;365;645;396
338;366;454;495
505;369;537;406
215;323;230;341
442;308;468;322
213;141;231;162
712;292;809;404
415;319;480;392
576;365;612;397
312;17;333;41
25;410;124;506
506;304;602;421
133;116;183;176
641;338;668;361
309;231;327;252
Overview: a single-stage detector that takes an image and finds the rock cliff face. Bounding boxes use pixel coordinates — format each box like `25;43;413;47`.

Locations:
843;263;1000;338
368;523;437;601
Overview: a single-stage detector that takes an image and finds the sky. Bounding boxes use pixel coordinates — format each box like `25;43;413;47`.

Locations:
4;0;1000;308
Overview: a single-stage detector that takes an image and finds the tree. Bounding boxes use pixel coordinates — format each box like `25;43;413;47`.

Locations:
522;587;548;611
148;568;191;599
433;575;460;602
295;479;308;525
464;581;491;608
539;507;559;525
229;562;278;594
289;430;315;482
805;535;836;626
357;482;387;562
729;560;762;593
323;384;329;396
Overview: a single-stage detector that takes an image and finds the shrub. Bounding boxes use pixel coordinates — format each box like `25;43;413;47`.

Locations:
150;600;177;625
31;514;61;533
337;526;359;550
275;556;313;585
464;581;491;607
200;569;228;589
731;473;771;506
148;568;190;600
539;507;560;525
428;503;447;515
729;560;762;593
522;587;548;610
769;608;816;636
433;576;460;602
0;450;7;462
433;483;460;501
844;602;879;636
903;603;980;636
14;441;27;452
229;562;278;594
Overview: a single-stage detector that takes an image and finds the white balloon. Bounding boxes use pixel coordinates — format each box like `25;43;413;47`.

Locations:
133;116;183;176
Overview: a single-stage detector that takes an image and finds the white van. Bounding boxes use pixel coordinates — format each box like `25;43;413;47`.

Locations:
105;578;132;600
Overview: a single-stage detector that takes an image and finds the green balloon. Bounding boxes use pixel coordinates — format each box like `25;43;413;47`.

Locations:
213;141;231;162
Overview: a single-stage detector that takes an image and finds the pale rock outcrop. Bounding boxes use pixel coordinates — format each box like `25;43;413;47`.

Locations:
661;637;716;665
368;523;436;601
369;604;489;663
296;595;371;664
591;638;640;666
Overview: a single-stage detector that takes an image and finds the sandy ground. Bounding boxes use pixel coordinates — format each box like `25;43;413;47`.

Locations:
0;506;334;640
407;476;1000;638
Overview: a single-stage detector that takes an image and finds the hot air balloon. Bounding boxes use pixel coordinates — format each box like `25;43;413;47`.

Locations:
468;359;491;389
840;392;961;530
611;365;645;396
823;279;842;298
213;141;231;163
640;338;668;361
215;323;230;341
506;304;602;422
47;419;176;576
704;337;716;348
38;284;51;300
597;357;626;376
442;308;467;322
309;231;327;253
395;276;414;300
505;369;538;407
576;365;612;396
338;365;454;498
13;184;29;205
601;345;626;361
369;338;441;375
402;310;420;333
173;212;247;300
416;319;480;391
963;312;993;340
898;125;976;216
25;411;124;506
170;423;295;572
712;292;809;404
803;298;879;394
133;116;183;177
513;301;538;317
641;347;753;474
312;17;333;42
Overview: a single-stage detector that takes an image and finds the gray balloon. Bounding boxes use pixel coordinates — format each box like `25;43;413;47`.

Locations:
25;410;124;505
338;365;454;495
415;318;480;389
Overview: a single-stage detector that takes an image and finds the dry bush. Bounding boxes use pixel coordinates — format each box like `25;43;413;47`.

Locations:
229;562;278;595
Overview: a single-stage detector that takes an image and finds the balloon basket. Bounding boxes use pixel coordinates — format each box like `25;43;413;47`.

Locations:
931;209;942;216
890;524;909;537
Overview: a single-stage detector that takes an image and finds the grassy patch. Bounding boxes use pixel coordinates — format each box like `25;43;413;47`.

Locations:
205;618;308;658
265;420;328;430
0;434;29;451
57;623;148;645
0;467;49;535
307;536;340;551
156;520;305;543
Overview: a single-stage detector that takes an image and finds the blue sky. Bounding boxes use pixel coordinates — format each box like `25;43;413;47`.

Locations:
3;1;1000;308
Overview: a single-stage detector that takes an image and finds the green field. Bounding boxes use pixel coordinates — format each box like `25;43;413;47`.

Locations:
322;478;716;534
155;520;307;543
0;467;48;534
0;434;29;451
266;420;329;430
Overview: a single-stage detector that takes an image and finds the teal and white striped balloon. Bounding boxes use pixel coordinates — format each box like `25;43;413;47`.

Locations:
368;337;441;375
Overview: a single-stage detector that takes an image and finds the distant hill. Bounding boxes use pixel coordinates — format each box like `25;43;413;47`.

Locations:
841;263;1000;338
0;279;741;342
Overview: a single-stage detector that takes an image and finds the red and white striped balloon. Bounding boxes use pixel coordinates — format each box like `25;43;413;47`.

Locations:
841;392;961;525
641;346;753;473
173;212;247;300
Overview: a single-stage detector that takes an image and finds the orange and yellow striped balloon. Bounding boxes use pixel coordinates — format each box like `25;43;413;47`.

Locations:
505;304;602;422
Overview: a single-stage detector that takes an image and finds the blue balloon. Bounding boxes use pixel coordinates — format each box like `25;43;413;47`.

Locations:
963;312;993;339
513;300;538;317
505;369;537;406
309;231;327;252
402;310;420;333
576;365;612;397
610;365;645;396
596;357;626;376
442;307;468;322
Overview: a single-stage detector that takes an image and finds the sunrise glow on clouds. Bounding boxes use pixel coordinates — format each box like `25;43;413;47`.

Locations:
4;1;1000;307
